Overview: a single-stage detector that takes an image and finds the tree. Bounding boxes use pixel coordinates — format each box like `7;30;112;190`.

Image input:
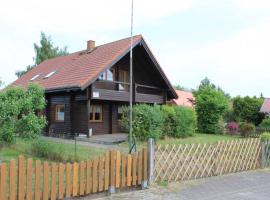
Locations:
194;79;229;134
232;96;264;125
0;84;47;144
16;32;68;78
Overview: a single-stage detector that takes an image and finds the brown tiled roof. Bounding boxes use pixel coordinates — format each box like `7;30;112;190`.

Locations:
172;90;195;107
11;35;143;91
260;98;270;113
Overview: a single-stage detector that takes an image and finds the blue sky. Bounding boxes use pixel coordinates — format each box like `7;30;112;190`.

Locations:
1;0;270;97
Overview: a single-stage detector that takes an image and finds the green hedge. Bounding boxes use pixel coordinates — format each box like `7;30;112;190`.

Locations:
259;118;270;128
121;104;197;141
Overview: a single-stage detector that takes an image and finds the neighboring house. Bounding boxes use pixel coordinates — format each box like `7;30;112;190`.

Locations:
169;89;195;108
11;35;177;136
260;98;270;115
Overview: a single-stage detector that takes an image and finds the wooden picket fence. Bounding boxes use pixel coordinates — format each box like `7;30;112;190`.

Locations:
0;149;148;200
154;138;261;182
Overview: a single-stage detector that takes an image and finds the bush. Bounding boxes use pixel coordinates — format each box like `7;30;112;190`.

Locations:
194;83;229;134
173;106;196;137
232;96;264;125
259;118;270;128
121;104;197;141
239;122;255;137
261;132;270;142
121;104;163;141
0;84;46;144
226;121;239;134
31;139;65;162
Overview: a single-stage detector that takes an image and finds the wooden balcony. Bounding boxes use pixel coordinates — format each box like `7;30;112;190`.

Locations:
91;80;165;104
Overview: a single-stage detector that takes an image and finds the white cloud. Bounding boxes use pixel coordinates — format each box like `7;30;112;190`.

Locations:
158;19;270;96
236;0;270;10
0;0;192;36
0;0;192;84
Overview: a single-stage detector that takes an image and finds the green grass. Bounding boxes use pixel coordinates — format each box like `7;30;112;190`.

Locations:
120;133;241;150
157;133;241;145
0;138;105;163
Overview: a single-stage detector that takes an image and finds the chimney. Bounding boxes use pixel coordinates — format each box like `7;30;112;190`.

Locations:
87;40;95;50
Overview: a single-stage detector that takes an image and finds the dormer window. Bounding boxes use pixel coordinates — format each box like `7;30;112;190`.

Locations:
30;74;41;81
98;69;115;81
44;70;57;79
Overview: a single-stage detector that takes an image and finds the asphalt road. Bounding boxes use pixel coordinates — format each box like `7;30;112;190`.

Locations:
83;169;270;200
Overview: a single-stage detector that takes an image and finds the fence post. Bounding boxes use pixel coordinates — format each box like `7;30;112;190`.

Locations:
146;138;154;188
261;141;266;168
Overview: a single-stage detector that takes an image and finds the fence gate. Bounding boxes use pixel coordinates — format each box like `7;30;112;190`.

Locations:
154;138;261;182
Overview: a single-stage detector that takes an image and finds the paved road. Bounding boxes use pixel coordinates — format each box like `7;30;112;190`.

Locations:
89;169;270;200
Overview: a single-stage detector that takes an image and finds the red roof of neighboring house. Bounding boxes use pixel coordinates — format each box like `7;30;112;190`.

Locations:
172;90;195;107
11;35;177;98
260;98;270;113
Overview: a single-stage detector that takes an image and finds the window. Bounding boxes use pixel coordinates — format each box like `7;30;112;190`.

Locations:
30;73;41;81
98;69;115;81
55;105;65;121
89;104;103;121
118;69;129;90
118;106;123;120
44;70;57;79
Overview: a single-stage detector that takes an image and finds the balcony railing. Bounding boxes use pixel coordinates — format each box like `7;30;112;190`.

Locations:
91;80;165;104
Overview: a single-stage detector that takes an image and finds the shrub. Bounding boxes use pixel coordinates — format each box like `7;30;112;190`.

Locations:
121;104;163;141
173;106;196;137
232;96;264;125
0;84;46;144
239;122;255;137
161;105;176;138
194;83;229;134
31;139;65;162
121;104;196;141
259;118;270;128
261;132;270;142
226;121;239;134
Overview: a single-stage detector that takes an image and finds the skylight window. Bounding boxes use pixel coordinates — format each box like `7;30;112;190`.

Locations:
30;74;41;81
44;70;57;79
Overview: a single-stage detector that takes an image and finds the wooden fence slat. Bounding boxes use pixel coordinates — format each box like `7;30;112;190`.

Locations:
86;160;92;194
132;153;137;186
137;151;142;185
72;162;79;197
9;160;16;200
110;151;115;188
26;158;33;200
50;163;57;200
143;148;148;182
98;157;104;192
92;159;98;193
127;154;132;187
79;161;85;195
104;152;109;190
35;160;41;200
65;163;72;197
0;163;7;200
18;156;25;200
58;163;65;200
121;155;126;187
43;162;49;200
115;151;121;188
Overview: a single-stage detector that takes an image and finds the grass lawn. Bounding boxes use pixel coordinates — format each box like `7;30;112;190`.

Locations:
0;138;105;163
0;133;241;163
120;133;242;150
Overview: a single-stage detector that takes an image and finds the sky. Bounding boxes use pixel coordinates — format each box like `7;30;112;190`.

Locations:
0;0;270;97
